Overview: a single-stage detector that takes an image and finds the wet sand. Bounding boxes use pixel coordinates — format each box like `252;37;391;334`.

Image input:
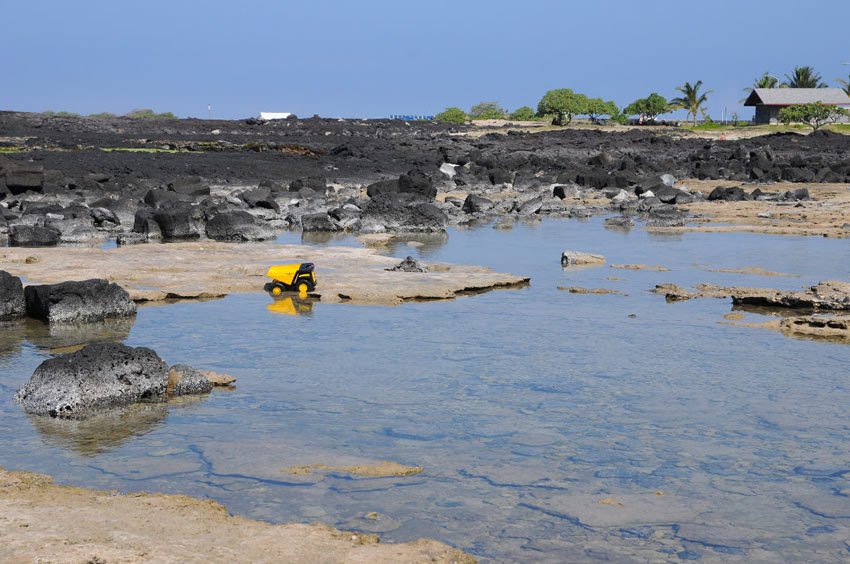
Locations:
0;466;474;563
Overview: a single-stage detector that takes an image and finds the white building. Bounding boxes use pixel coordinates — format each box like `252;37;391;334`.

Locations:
258;112;292;121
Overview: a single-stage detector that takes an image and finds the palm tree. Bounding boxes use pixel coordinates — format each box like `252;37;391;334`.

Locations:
837;75;850;96
752;72;778;89
783;66;827;88
670;80;712;126
740;72;779;103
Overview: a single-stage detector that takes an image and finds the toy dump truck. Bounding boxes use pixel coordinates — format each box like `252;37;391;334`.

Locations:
263;263;316;295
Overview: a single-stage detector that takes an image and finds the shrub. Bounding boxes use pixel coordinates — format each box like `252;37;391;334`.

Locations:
609;113;629;125
435;107;469;124
470;102;506;120
125;108;178;120
508;106;536;121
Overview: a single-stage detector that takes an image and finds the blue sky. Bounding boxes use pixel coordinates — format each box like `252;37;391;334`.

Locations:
3;1;849;120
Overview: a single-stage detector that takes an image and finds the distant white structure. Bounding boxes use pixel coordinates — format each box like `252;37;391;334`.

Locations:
258;112;292;121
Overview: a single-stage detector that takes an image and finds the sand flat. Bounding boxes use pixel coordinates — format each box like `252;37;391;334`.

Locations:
0;241;529;305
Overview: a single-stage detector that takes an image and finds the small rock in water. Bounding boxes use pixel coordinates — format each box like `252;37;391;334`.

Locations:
167;364;214;397
387;256;428;273
561;251;605;267
202;371;237;387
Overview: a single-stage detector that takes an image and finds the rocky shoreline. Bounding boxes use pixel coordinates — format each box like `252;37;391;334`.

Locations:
1;112;849;247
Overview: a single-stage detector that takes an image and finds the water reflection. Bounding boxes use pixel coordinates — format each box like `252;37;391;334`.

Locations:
28;402;169;456
377;232;449;258
299;231;353;245
266;295;317;316
0;316;135;359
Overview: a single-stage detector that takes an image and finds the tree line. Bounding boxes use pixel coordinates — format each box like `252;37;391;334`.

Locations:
435;65;850;130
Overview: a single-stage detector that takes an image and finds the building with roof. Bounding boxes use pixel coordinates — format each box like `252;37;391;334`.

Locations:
744;88;850;124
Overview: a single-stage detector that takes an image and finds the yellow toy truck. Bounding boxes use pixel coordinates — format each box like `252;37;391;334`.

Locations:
263;262;316;295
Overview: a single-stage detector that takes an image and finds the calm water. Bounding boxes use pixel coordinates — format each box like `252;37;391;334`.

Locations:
1;218;849;562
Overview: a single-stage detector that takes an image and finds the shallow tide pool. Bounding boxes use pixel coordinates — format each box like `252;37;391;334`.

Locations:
2;218;849;561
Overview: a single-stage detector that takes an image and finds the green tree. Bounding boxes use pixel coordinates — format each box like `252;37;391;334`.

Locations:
469;101;506;120
434;107;469;124
752;72;779;89
783;66;827;88
585;98;618;123
779;102;848;131
508;106;536;121
537;89;588;125
670;80;712;126
623;93;669;123
836;75;850;96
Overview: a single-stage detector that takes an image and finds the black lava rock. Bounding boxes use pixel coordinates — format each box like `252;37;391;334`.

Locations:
24;279;136;324
0;270;26;321
15;343;168;418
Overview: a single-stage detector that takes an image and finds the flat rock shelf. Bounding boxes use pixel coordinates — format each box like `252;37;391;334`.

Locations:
0;241;529;305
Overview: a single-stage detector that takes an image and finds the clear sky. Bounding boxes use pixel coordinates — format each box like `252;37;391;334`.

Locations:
3;0;849;120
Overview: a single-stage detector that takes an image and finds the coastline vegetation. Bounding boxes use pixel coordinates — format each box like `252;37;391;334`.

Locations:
433;64;849;130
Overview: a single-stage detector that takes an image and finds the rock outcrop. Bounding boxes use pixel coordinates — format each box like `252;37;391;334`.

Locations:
16;343;169;418
0;270;26;321
387;256;428;273
24;279;137;323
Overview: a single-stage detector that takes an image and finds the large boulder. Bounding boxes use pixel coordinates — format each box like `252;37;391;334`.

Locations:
144;189;190;208
367;171;436;202
289;176;327;193
89;207;121;228
360;200;447;232
707;186;748;202
132;208;163;239
398;170;436;200
205;211;275;241
153;203;204;240
239;187;280;213
8;225;61;247
4;165;44;195
366;178;400;200
15;343;168;418
328;205;362;230
0;270;26;321
25;279;136;324
46;217;99;244
301;212;341;232
168;176;210;197
462;194;494;214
